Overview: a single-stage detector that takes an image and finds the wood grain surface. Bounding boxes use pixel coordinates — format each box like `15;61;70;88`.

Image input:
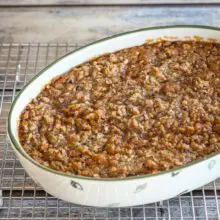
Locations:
0;6;220;44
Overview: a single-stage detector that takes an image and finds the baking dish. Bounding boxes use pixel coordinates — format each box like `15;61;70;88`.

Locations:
8;25;220;207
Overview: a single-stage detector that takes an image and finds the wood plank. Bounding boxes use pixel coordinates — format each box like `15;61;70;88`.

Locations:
0;6;220;44
0;0;219;6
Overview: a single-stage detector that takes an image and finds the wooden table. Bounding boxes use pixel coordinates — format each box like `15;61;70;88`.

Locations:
0;1;220;44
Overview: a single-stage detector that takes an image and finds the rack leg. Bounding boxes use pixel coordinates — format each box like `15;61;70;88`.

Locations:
0;190;3;207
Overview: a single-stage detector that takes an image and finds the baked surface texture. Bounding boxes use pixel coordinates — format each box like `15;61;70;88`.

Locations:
19;41;220;178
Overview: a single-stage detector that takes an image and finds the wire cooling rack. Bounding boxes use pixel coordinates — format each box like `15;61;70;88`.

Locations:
0;43;219;220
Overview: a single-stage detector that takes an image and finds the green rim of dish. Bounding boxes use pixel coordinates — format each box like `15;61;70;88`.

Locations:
8;25;220;182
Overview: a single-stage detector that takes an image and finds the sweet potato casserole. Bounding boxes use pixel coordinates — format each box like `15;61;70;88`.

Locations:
18;41;220;178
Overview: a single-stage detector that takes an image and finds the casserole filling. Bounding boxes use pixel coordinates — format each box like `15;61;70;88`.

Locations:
18;41;220;177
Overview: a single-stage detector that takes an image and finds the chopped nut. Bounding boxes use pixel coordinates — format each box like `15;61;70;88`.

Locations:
19;40;220;178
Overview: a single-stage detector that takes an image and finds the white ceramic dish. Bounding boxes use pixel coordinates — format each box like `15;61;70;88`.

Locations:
8;25;220;207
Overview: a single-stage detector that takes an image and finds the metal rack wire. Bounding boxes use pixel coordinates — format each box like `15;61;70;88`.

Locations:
0;43;219;220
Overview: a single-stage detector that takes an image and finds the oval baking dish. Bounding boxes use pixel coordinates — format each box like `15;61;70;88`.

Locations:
8;25;220;207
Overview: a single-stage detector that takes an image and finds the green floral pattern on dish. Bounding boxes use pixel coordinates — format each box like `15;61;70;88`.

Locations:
70;180;83;191
208;160;216;170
